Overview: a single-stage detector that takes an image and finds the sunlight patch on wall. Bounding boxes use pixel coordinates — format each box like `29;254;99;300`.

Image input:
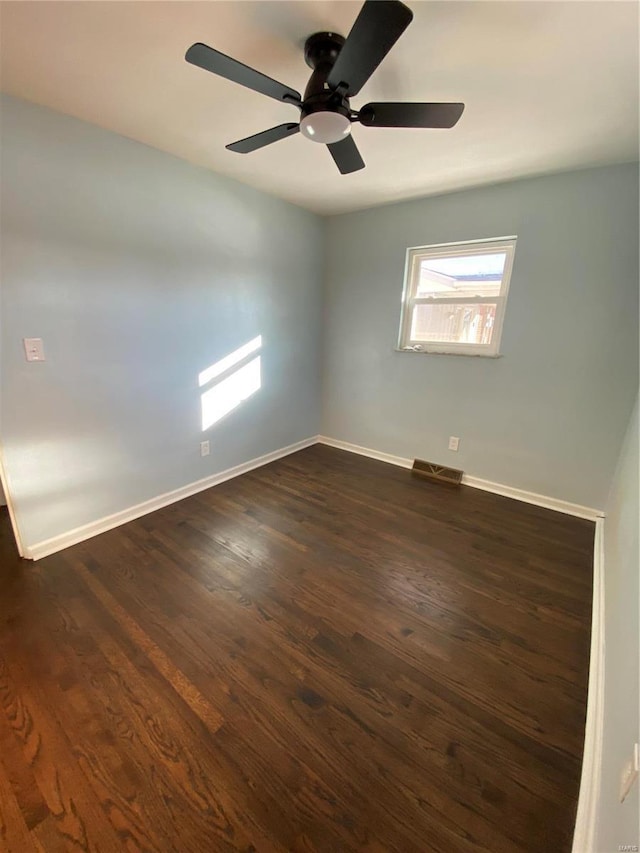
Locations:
198;336;262;387
199;338;262;431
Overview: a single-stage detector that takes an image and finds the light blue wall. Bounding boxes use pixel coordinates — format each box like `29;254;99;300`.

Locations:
0;94;324;548
2;93;638;550
322;164;639;509
597;395;639;853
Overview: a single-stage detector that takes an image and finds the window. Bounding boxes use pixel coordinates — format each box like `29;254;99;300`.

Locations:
398;236;517;357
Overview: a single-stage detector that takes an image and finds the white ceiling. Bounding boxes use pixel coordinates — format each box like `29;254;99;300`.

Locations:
1;1;638;215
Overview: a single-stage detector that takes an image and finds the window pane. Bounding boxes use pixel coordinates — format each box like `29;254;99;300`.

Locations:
417;251;506;299
411;303;497;345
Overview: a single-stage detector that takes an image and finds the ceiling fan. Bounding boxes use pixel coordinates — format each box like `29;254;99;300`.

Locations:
185;0;464;175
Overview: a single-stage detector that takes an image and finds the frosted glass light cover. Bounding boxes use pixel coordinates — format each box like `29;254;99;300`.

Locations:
300;112;351;144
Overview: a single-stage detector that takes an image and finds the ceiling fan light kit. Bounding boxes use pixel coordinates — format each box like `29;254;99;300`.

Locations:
185;0;465;175
300;112;351;144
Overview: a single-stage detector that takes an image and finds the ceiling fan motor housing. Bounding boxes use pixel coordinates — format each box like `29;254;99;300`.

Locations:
301;31;352;127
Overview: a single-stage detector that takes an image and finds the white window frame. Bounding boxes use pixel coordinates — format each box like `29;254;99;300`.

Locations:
398;236;517;357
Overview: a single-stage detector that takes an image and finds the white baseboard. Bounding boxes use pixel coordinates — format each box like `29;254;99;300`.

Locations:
572;517;605;853
25;436;319;561
316;435;604;520
318;435;414;470
461;474;604;521
25;433;604;560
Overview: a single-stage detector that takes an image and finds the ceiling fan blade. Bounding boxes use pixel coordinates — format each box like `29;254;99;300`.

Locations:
185;43;302;105
359;102;465;128
327;136;365;175
226;123;300;154
327;0;413;97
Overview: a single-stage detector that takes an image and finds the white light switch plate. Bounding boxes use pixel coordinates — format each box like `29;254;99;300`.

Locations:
200;440;210;457
24;338;45;362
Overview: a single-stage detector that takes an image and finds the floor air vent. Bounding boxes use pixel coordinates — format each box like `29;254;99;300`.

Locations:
411;459;463;486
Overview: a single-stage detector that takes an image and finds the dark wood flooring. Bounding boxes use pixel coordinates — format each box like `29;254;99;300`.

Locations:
0;445;593;852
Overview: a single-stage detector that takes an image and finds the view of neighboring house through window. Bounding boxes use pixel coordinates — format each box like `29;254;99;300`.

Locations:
398;237;517;356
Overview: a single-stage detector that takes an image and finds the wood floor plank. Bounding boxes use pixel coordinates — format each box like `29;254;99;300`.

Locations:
0;445;592;852
0;756;36;853
0;649;123;852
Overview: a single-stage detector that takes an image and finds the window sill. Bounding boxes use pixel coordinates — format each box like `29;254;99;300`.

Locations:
394;348;503;358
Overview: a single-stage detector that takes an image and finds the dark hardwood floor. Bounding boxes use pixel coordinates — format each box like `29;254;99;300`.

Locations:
0;445;593;852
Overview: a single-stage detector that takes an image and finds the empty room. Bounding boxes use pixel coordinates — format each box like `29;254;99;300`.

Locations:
0;1;638;851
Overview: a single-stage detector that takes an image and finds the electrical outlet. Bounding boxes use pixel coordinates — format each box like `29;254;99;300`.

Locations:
448;436;460;452
200;440;210;457
619;743;639;803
